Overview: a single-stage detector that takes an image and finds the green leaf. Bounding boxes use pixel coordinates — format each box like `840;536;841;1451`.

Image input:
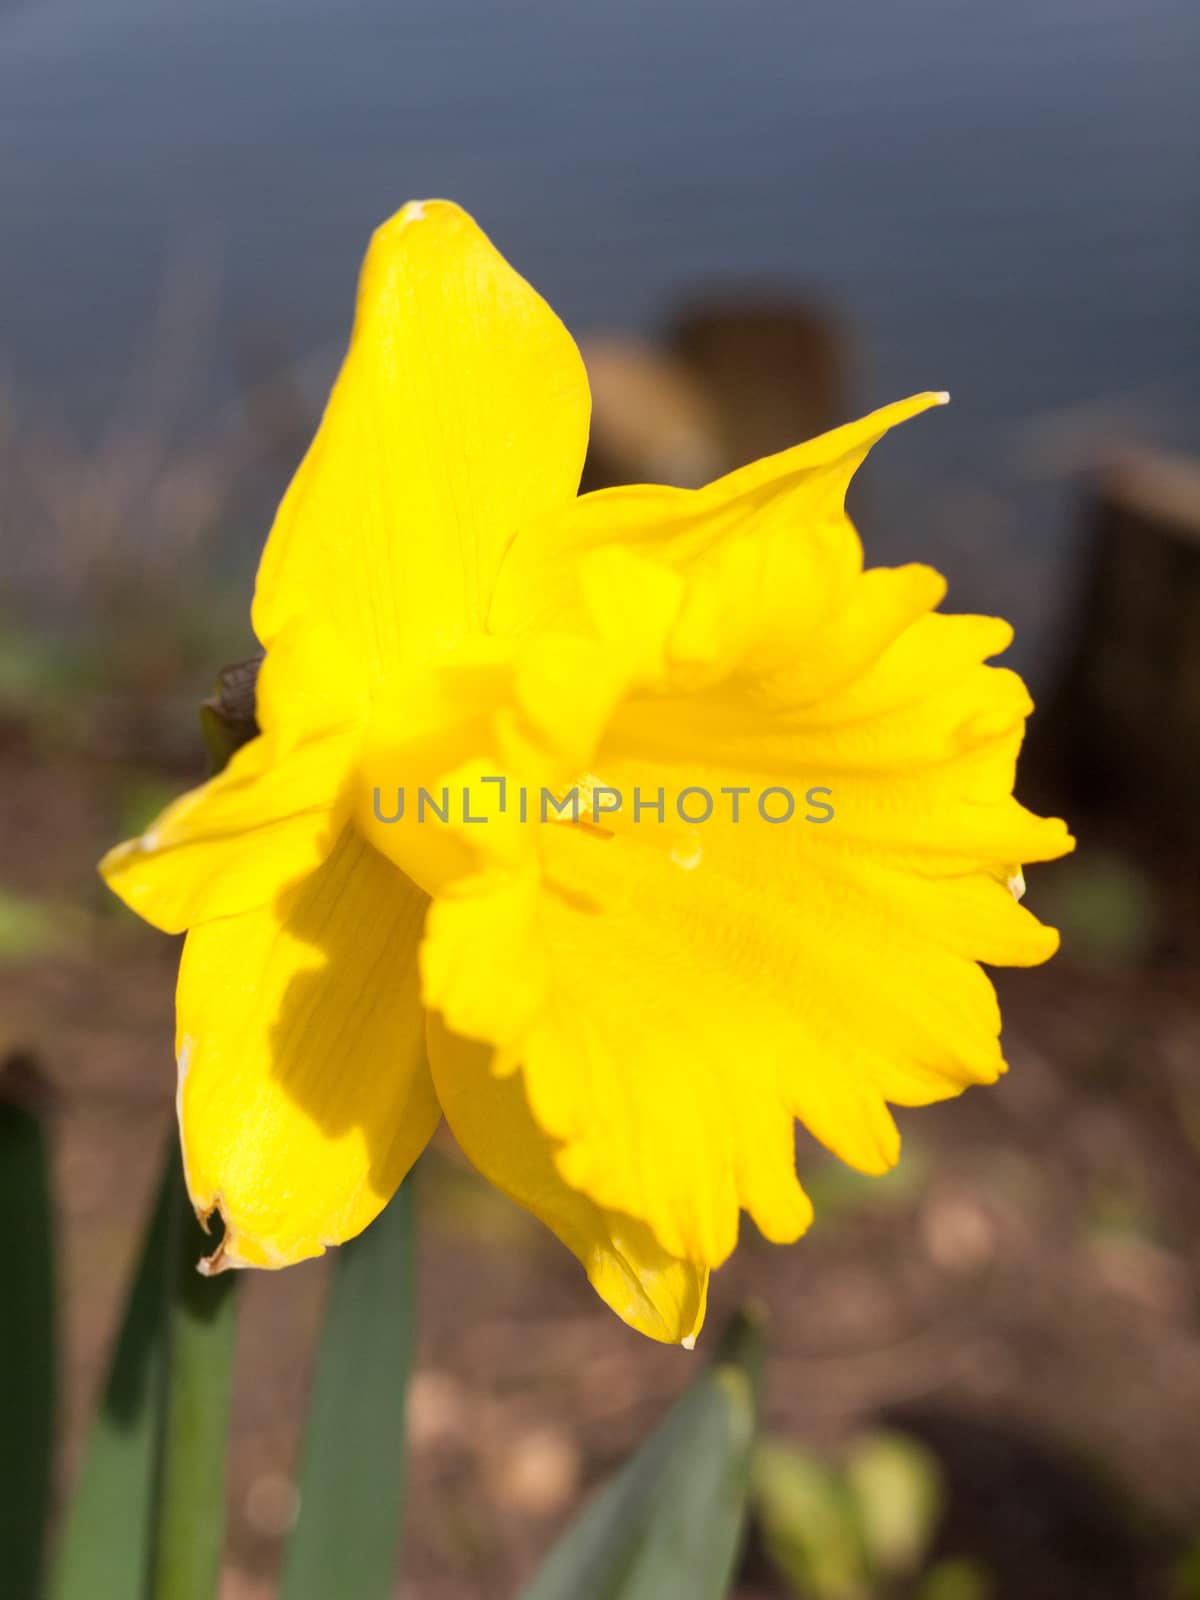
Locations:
0;1087;55;1600
751;1442;868;1600
844;1430;943;1582
518;1308;763;1600
1175;1540;1200;1600
0;889;67;962
141;681;244;1600
150;1153;239;1600
51;1145;174;1600
59;679;245;1600
281;1180;416;1600
919;1557;994;1600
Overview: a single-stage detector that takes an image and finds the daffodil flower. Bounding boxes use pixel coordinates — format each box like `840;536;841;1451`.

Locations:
101;200;1073;1346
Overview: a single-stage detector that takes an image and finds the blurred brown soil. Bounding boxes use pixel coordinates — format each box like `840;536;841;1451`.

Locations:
3;737;1199;1600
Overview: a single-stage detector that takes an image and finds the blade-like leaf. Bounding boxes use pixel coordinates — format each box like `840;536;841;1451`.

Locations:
60;688;243;1600
143;702;244;1600
0;1085;55;1600
281;1179;416;1600
150;1153;238;1600
51;1143;175;1600
519;1308;763;1600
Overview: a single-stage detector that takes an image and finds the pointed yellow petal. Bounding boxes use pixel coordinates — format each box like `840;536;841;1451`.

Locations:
253;200;591;675
176;828;439;1270
428;1017;708;1345
490;393;947;638
702;390;949;499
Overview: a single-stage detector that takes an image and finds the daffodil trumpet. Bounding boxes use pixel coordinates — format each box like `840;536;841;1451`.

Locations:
101;200;1073;1346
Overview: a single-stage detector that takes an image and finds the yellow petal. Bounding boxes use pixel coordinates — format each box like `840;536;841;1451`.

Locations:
99;724;358;934
176;827;439;1270
428;1017;708;1345
253;200;591;676
490;392;947;638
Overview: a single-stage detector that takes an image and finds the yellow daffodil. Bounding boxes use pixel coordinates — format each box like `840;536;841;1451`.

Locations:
100;200;1073;1346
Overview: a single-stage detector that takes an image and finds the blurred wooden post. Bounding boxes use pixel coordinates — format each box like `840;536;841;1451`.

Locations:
670;296;852;470
1035;448;1200;922
579;294;852;491
577;336;724;491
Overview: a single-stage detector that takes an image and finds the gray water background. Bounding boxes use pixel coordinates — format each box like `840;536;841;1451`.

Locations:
2;0;1198;667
